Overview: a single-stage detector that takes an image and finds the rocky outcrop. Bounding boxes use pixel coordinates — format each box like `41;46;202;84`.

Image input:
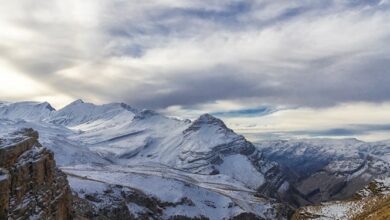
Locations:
0;168;10;219
0;128;72;219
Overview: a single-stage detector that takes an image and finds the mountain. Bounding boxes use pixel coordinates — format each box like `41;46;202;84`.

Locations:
47;99;137;126
257;139;390;219
293;177;390;220
256;139;390;204
0;100;299;219
0;101;55;121
2;100;389;219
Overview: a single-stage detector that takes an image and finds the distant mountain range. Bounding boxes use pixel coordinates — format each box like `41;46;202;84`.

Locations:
0;100;389;219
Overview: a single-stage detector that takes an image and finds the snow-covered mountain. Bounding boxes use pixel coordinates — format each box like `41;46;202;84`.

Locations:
256;139;390;204
0;101;55;121
48;99;137;126
2;100;389;219
0;100;299;219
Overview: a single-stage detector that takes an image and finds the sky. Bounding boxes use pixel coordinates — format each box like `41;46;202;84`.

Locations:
1;0;390;141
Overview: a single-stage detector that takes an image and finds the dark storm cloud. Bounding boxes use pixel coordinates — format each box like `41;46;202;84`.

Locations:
125;68;270;109
1;0;390;109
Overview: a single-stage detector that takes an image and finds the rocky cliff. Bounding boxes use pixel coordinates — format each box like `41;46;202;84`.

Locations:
0;128;72;220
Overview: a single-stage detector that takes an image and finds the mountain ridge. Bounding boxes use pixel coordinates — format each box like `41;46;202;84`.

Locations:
1;99;389;219
0;100;300;219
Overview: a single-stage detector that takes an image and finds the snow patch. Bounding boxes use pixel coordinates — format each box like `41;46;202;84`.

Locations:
219;155;265;189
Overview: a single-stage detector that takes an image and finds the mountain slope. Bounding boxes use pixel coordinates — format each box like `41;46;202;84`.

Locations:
292;177;390;220
48;99;136;127
0;101;55;121
0;100;301;219
0;119;109;166
256;139;390;204
2;100;389;219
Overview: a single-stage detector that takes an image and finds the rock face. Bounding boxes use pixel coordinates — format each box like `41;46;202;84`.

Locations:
0;128;72;220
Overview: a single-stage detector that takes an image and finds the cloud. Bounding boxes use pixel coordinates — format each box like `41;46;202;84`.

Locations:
245;124;390;142
224;102;390;141
1;1;390;141
0;0;390;112
211;106;279;118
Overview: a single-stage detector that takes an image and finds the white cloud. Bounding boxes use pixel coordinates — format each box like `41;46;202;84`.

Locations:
0;59;75;107
224;102;390;141
1;0;390;140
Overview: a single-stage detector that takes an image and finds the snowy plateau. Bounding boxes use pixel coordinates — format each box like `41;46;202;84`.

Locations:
0;100;389;220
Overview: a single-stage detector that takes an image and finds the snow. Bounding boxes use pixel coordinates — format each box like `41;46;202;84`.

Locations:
278;181;290;193
257;138;366;159
63;164;276;220
378;177;390;187
0;100;285;219
67;176;108;195
4;100;390;219
306;201;364;220
326;159;364;172
127;203;149;218
219;155;265;189
48;101;136;127
0;119;108;166
0;174;7;181
0;101;54;121
0;128;31;149
0;101;269;179
180;114;239;154
256;138;390;180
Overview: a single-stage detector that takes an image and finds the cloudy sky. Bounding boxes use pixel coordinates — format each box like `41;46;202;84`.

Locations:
1;0;390;141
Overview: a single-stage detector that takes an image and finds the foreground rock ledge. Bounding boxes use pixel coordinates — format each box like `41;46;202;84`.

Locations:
0;128;72;220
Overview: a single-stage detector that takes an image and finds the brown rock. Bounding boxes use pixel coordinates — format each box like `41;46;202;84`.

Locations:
0;168;10;219
0;128;73;220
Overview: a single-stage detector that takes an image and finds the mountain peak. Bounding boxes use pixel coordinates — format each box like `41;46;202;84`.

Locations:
69;99;85;105
196;113;226;125
198;113;218;120
134;109;159;120
184;113;230;133
40;102;56;111
119;103;137;113
0;101;56;121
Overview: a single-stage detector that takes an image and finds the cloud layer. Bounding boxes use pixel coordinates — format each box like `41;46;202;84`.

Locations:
1;1;390;140
1;0;390;109
224;102;390;141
